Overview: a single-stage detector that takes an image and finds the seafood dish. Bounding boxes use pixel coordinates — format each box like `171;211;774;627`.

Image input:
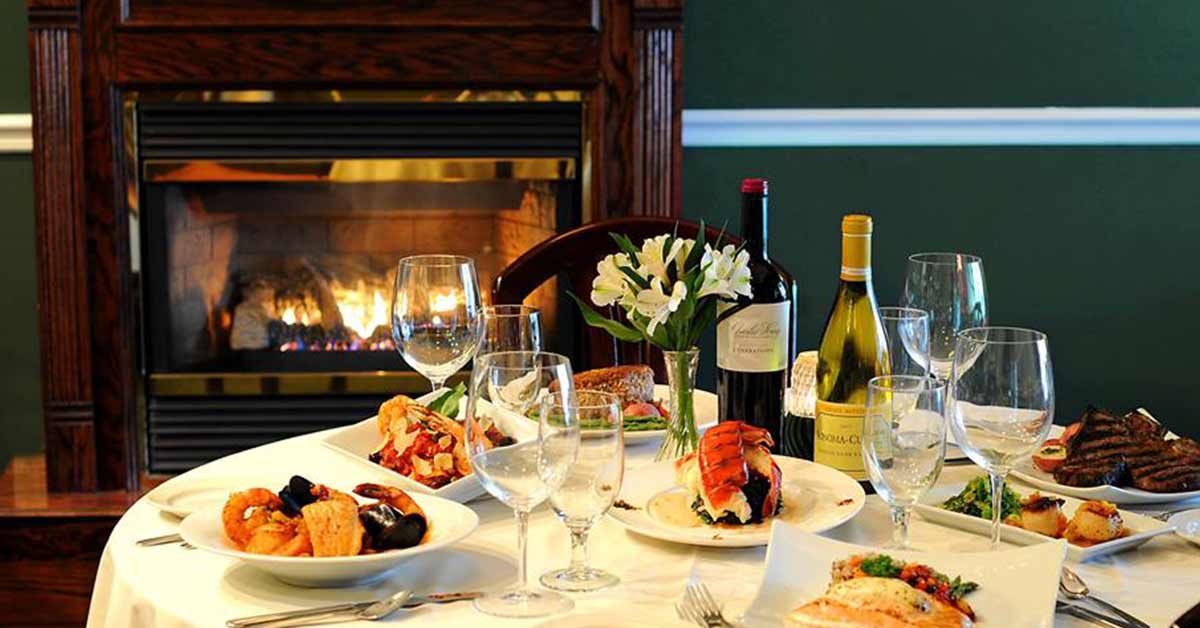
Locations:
941;476;1129;547
786;554;978;627
673;420;782;525
1047;406;1200;492
221;475;430;557
369;393;512;489
552;365;670;431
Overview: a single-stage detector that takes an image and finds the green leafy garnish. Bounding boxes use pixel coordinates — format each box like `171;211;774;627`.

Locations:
426;382;467;418
940;475;1021;521
859;554;902;578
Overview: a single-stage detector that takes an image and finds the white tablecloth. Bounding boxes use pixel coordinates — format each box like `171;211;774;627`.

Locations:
87;428;1200;628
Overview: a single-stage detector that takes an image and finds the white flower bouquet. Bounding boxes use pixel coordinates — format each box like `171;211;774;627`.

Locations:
569;225;753;458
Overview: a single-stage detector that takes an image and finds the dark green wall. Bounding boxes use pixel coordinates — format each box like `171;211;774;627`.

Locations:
0;4;34;470
685;148;1200;436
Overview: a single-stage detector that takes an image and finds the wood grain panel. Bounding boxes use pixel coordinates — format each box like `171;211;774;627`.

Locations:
29;14;96;492
634;4;682;218
116;31;601;85
122;0;599;29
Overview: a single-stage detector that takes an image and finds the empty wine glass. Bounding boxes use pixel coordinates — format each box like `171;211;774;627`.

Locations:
479;305;542;355
879;307;931;376
541;390;624;592
902;253;987;379
464;351;580;618
950;327;1054;550
862;375;947;550
391;255;483;391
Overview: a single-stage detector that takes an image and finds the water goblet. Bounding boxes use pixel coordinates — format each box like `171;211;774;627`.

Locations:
541;390;624;592
879;307;931;377
391;255;483;391
902;253;987;380
950;327;1054;550
464;351;580;618
479;305;542;355
862;375;947;550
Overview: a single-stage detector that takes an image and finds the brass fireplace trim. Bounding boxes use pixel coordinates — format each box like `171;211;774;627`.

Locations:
143;157;577;183
148;371;466;397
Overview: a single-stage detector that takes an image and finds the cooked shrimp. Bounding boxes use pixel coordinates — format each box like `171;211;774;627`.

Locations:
353;483;426;520
243;522;295;555
222;488;283;548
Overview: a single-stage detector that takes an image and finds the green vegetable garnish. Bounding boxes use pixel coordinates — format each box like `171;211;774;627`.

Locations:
859;554;902;578
426;382;467;418
940;475;1022;521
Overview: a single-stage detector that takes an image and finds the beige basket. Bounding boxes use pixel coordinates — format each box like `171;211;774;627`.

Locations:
788;350;818;418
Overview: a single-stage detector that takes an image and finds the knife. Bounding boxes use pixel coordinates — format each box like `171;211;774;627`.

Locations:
1057;601;1137;628
226;592;482;628
1173;600;1200;628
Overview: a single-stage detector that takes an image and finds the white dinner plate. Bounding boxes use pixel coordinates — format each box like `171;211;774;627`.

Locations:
145;476;261;518
741;521;1066;628
321;390;537;504
622;385;719;445
1009;425;1200;505
179;489;479;587
915;483;1175;561
1169;509;1200;549
607;455;864;548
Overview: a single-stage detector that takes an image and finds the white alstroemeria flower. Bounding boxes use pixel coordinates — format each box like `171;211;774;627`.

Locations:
591;252;634;307
698;244;753;299
674;238;696;276
634;277;688;336
636;234;688;283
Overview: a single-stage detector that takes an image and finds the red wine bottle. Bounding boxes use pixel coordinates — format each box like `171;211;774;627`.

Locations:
716;178;792;452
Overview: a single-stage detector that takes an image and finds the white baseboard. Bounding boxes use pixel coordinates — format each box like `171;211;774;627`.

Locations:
683;108;1200;147
0;114;31;153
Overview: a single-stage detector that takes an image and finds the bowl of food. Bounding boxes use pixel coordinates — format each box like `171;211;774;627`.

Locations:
321;385;536;503
179;476;478;587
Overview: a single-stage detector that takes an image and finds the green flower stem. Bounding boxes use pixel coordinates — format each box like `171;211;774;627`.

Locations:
656;348;700;461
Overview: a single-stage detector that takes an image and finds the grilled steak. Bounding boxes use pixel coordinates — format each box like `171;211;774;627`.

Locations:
1053;406;1200;492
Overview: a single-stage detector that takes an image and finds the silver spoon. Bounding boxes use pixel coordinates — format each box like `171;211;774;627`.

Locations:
1060;567;1149;628
226;590;412;628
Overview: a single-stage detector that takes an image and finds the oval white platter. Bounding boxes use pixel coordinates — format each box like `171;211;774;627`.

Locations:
1009;425;1200;505
915;483;1175;562
180;489;479;587
740;521;1065;628
607;455;864;548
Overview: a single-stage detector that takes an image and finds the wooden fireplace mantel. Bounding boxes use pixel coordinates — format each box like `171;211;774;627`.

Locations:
27;0;684;492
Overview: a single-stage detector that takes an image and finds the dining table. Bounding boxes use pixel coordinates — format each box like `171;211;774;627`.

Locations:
87;421;1200;628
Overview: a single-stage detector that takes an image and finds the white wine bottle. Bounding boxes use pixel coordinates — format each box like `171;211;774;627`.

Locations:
814;214;890;481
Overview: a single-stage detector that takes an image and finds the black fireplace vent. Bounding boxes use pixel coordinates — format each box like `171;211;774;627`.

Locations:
137;101;582;160
146;394;389;473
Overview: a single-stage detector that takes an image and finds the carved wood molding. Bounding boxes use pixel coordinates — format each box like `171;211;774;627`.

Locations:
28;4;96;491
632;0;682;217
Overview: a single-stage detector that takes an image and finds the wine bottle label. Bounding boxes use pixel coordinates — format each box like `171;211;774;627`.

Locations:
813;399;866;480
716;301;789;372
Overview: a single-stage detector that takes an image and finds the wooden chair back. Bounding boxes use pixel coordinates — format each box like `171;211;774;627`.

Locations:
492;217;798;379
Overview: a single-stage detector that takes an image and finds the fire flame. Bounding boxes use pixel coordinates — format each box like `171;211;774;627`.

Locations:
332;280;390;340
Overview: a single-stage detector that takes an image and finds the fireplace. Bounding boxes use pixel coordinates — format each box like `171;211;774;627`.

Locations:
133;91;579;472
28;0;682;490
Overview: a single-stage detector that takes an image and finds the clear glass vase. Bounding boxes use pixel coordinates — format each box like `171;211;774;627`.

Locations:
656;347;700;461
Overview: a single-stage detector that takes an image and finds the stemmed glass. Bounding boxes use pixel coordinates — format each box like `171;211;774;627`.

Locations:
950;327;1054;550
862;375;947;550
464;351;580;618
541;390;624;592
391;255;483;391
902;253;988;379
879;307;931;376
479;305;542;355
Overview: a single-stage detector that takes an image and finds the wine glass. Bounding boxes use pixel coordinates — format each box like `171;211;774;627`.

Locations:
879;307;931;376
479;305;542;355
541;390;624;592
391;255;483;391
950;327;1054;550
464;351;580;618
901;253;987;379
862;375;947;550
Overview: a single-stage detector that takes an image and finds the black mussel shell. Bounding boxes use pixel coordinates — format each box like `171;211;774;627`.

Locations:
278;486;303;517
288;475;318;507
376;514;427;550
359;502;402;538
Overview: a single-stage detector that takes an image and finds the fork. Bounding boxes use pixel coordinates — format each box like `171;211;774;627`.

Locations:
136;533;196;550
677;582;737;628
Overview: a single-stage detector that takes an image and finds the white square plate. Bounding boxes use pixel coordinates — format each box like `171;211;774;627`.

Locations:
915;483;1175;562
741;520;1066;628
320;389;537;503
